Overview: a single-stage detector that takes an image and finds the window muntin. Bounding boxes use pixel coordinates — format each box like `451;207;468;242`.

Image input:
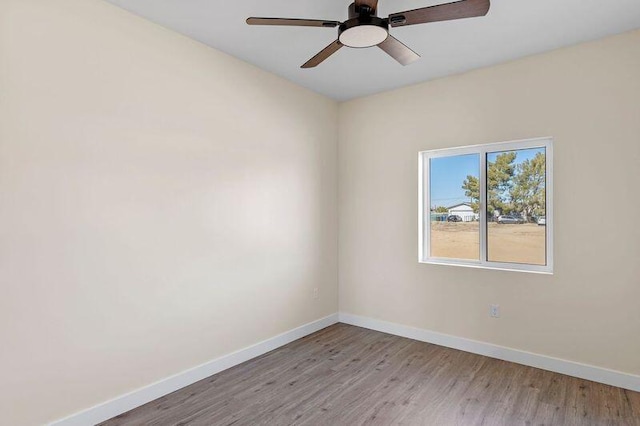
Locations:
419;138;553;274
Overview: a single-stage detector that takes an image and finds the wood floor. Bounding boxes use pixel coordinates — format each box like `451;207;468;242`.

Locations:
101;324;640;426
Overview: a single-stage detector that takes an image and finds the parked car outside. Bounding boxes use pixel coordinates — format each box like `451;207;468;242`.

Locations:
447;215;462;222
497;215;525;224
537;217;546;226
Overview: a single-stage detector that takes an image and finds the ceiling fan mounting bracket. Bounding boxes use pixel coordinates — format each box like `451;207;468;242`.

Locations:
349;3;376;19
358;5;374;16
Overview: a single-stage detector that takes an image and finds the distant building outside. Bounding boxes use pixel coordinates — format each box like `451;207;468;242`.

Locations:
447;202;479;222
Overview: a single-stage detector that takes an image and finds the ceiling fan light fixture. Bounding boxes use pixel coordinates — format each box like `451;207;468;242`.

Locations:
339;24;388;48
338;16;389;48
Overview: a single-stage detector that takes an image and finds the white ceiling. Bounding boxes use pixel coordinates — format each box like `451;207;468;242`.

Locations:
104;0;640;101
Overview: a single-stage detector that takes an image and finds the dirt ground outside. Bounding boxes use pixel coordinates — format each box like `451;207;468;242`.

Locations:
430;222;546;265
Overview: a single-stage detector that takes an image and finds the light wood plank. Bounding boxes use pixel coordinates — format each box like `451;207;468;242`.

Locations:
101;324;640;426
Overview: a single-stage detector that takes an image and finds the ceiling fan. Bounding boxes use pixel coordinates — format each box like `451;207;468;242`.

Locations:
247;0;490;68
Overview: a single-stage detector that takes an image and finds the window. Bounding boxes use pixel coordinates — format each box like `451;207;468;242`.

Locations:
419;137;553;274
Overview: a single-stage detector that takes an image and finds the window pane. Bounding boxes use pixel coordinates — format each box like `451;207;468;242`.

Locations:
486;148;546;265
429;154;480;260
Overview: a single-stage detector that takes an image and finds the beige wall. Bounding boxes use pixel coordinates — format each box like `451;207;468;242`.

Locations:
0;1;338;424
2;0;639;423
339;30;640;376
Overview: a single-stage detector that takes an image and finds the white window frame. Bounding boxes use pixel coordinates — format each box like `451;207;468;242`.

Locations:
419;137;553;274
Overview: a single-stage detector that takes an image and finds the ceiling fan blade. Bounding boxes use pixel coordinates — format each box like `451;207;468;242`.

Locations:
378;36;420;65
301;40;343;69
388;0;490;27
355;0;379;13
246;17;340;28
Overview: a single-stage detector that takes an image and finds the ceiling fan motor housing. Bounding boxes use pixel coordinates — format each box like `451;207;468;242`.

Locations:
339;16;389;48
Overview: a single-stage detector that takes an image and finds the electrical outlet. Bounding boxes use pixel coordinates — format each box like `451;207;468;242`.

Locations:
490;304;500;318
313;288;319;299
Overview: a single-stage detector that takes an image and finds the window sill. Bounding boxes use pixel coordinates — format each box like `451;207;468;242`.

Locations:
419;259;553;275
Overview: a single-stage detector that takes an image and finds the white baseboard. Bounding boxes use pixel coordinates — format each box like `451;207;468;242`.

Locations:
339;312;640;393
49;311;639;425
49;313;339;426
